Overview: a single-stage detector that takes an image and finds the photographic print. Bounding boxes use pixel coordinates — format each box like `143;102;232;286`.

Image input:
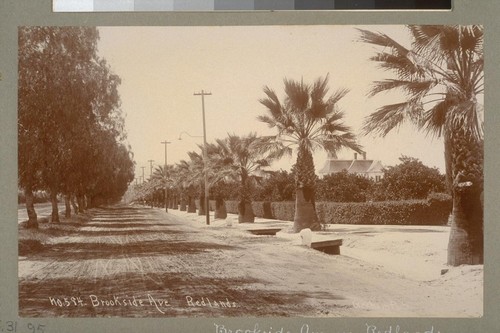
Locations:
17;24;484;318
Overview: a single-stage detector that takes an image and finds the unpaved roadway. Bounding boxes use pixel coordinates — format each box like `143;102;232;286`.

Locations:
18;204;480;317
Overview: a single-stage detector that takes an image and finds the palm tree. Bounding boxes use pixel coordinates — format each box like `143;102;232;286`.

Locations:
358;25;484;266
211;133;273;223
151;165;175;209
258;75;362;232
185;150;207;215
176;160;199;213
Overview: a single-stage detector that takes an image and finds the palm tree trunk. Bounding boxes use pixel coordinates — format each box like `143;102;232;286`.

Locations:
448;188;483;265
24;187;38;229
198;192;206;215
293;145;320;232
238;201;254;223
446;124;484;266
214;196;227;219
173;194;178;210
50;189;60;223
294;188;320;232
163;187;168;212
179;194;187;211
238;173;254;223
187;196;197;213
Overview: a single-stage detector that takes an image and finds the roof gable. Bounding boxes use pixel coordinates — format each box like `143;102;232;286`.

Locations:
319;156;384;176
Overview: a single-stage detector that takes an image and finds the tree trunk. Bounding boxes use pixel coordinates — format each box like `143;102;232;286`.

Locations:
446;123;483;266
50;190;60;223
64;194;71;218
77;195;85;213
187;196;197;213
70;194;79;215
179;195;187;211
163;187;168;212
24;187;38;229
215;197;227;219
238;200;254;223
447;188;483;265
293;145;321;232
294;188;320;232
238;172;254;223
172;194;178;210
198;193;206;216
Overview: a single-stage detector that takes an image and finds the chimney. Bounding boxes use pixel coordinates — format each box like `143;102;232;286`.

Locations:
363;152;367;160
354;153;358;160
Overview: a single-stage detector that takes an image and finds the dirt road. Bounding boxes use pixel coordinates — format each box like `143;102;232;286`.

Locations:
18;204;481;317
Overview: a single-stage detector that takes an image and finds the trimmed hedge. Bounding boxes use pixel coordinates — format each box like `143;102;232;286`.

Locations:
224;200;293;220
224;200;239;215
224;195;451;226
315;199;451;225
270;201;295;222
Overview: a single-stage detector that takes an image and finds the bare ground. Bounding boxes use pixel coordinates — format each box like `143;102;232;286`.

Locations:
18;204;482;318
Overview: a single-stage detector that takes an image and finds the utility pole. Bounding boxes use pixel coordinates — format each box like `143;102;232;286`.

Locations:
148;160;154;180
141;166;145;184
194;90;211;225
161;141;171;212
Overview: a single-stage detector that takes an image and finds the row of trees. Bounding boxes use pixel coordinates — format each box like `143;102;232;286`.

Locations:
130;25;483;267
19;27;135;228
131;153;446;210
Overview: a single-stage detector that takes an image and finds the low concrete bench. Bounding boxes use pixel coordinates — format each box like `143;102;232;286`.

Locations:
310;239;343;255
247;228;282;236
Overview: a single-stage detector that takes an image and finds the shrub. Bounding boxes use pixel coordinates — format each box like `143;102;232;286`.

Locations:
224;200;239;214
253;170;295;202
316;170;374;202
251;201;273;219
270;202;295;221
227;195;451;226
224;200;274;219
371;156;447;201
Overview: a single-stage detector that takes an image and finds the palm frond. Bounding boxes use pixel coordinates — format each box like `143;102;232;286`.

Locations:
447;99;484;140
368;79;436;98
327;87;350;107
421;98;453;137
321;132;363;155
370;53;423;79
256;114;277;128
409;25;450;59
253;135;293;159
283;77;310;113
259;86;283;120
357;28;410;57
361;103;413;137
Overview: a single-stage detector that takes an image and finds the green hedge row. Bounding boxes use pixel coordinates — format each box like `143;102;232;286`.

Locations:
315;199;451;225
223;195;451;226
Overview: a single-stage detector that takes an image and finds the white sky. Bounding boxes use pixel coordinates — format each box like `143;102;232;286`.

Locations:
97;25;445;181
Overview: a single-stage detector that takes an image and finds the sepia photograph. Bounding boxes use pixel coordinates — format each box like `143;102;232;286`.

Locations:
17;24;484;318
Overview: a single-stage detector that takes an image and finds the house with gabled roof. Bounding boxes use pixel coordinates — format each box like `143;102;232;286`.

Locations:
318;151;384;181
